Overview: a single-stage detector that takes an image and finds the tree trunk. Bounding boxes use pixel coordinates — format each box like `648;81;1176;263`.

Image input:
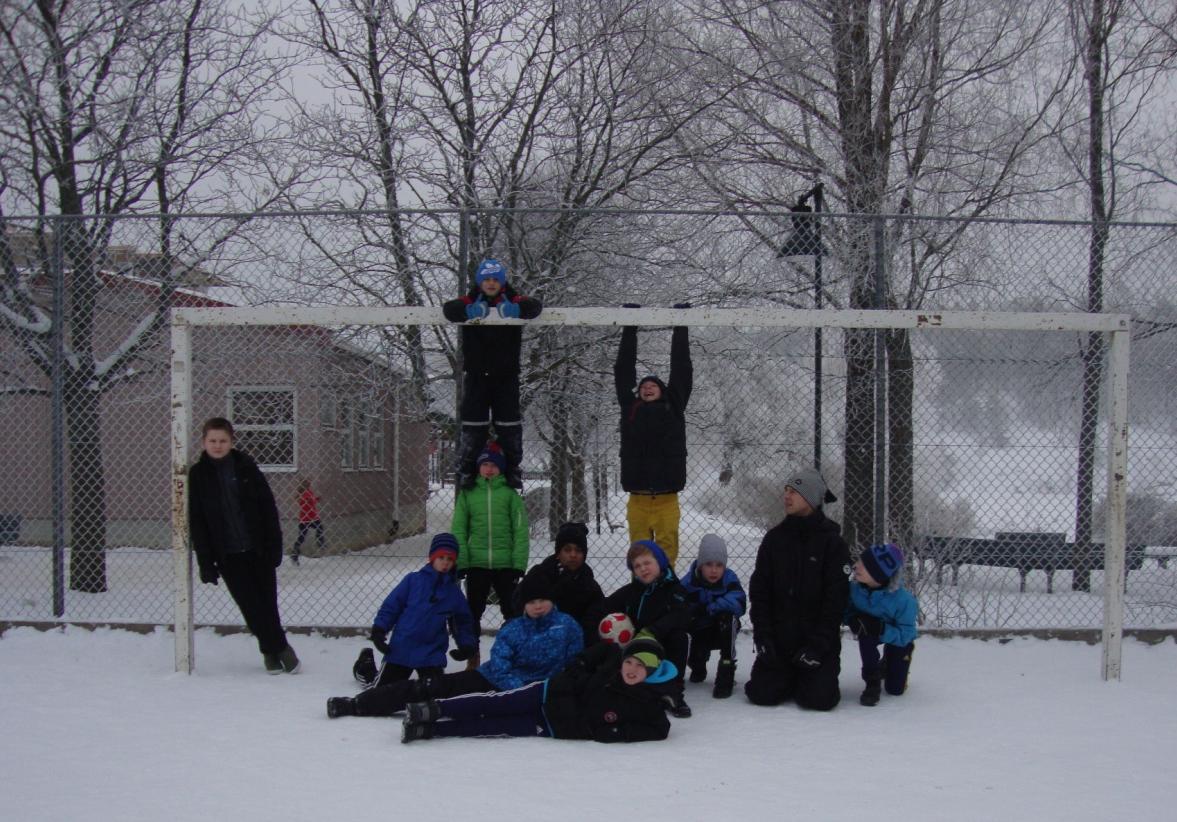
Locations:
65;372;108;592
1072;0;1108;592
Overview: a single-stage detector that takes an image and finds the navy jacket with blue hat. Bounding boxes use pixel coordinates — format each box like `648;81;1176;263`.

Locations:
372;540;477;670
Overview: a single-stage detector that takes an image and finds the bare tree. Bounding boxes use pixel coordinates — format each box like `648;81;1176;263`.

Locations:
682;0;1069;548
1062;0;1177;589
0;0;292;590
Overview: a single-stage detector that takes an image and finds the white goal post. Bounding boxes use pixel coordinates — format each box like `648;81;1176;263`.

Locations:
170;306;1131;680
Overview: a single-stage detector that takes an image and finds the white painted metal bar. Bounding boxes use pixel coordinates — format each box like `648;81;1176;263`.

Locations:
173;305;1130;333
1101;325;1131;681
170;315;194;674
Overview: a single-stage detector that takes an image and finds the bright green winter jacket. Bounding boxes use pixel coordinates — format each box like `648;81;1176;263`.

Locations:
452;473;530;572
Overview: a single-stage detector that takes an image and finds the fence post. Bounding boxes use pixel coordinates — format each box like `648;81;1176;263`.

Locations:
51;217;66;617
1101;322;1130;681
171;312;194;673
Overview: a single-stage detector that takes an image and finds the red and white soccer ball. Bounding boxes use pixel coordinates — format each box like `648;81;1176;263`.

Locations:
598;613;635;644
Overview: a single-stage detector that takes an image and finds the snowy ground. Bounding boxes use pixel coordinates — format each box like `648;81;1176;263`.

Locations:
3;626;1175;822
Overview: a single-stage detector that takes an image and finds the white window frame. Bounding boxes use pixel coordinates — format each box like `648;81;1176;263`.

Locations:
226;385;298;472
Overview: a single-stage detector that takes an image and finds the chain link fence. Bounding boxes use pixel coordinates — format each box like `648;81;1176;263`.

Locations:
2;210;1175;634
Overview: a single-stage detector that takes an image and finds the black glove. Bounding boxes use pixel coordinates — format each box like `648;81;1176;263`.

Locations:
369;626;390;655
621;303;641;308
792;648;822;670
672;302;692;309
198;565;219;586
448;646;477;662
754;640;778;664
847;612;884;639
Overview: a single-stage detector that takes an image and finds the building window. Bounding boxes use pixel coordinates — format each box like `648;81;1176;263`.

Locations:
339;398;352;469
228;387;296;471
339;394;385;471
320;391;338;429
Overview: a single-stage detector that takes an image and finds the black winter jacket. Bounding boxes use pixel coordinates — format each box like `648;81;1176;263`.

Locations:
614;326;692;494
748;510;851;662
188;449;283;573
543;643;670;743
591;570;692;645
513;555;605;640
442;284;542;378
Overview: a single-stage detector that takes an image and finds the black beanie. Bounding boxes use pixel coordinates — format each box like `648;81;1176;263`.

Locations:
554;521;589;556
515;572;555;605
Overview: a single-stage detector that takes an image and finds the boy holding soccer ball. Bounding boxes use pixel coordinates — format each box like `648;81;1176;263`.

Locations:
590;540;693;717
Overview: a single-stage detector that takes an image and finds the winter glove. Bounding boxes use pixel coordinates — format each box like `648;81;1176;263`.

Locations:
791;647;822;670
448;646;477;662
198;565;219;586
621;303;641;309
672;302;692;309
369;626;390;655
847;612;884;639
465;300;489;320
497;301;521;319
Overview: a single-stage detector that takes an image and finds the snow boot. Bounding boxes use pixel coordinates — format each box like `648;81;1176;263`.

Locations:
860;678;882;707
278;644;301;674
401;718;434;744
327;697;357;719
663;693;692;718
353;647;377;685
406;700;440;725
688;665;707;684
263;653;283;675
712;660;736;699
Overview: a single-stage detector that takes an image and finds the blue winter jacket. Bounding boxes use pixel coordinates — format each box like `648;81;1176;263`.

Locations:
681;561;747;630
373;564;478;670
847;581;919;647
478;607;584;691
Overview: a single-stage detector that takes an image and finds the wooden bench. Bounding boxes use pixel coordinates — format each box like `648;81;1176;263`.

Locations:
918;532;1145;593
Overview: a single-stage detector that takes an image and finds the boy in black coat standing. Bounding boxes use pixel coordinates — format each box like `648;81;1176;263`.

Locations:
745;467;850;711
512;521;605;644
614;309;692;568
188;417;299;674
442;258;542;490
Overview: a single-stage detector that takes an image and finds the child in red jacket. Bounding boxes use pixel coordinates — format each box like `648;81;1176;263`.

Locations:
290;477;326;565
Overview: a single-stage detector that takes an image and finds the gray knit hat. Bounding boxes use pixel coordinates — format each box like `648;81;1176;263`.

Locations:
697;534;728;566
785;466;837;509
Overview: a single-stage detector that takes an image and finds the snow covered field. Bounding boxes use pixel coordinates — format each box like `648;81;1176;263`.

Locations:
3;626;1174;822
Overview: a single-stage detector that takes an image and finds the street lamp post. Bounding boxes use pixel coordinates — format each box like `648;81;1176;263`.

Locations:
778;183;826;468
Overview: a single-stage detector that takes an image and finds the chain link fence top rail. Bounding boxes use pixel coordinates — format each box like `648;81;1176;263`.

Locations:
1;210;1174;632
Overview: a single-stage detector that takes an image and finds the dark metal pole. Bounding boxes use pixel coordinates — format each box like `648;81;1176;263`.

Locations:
51;219;66;616
812;184;824;470
872;215;887;546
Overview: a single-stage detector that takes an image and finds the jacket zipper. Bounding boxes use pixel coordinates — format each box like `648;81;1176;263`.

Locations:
486;479;493;568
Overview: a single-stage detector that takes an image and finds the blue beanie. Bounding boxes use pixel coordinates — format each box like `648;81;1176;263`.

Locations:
627;539;670;573
475;258;507;286
476;442;507;474
861;543;904;586
429;532;459;562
